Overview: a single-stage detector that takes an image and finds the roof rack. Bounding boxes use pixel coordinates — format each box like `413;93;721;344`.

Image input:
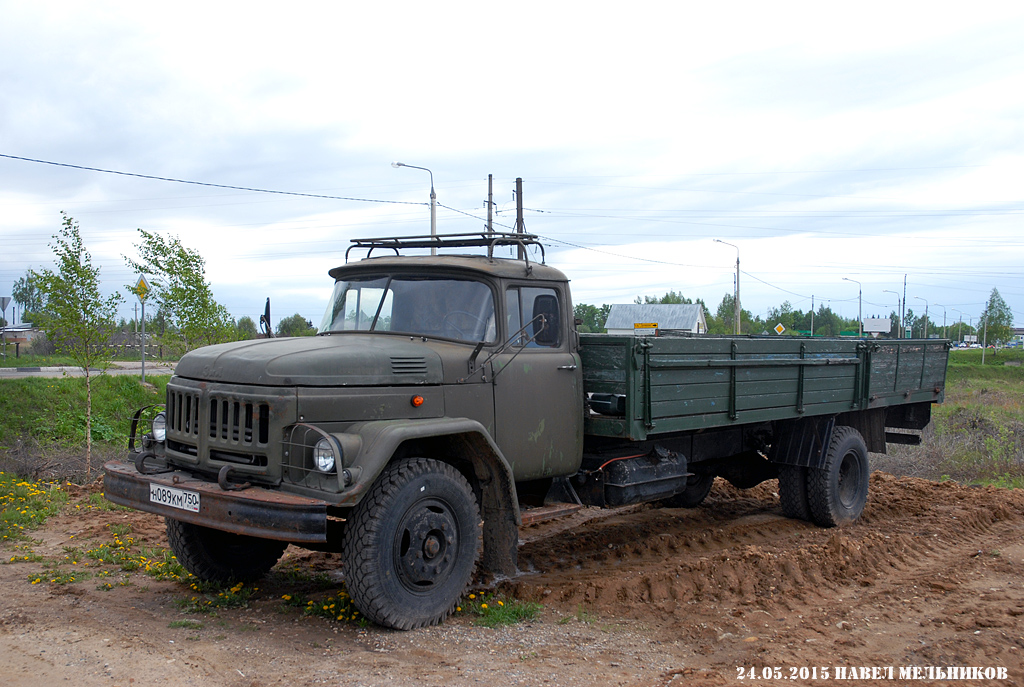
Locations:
345;232;546;264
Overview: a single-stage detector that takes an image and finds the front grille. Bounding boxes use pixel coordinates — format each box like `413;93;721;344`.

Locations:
167;387;270;448
167;389;200;437
391;356;428;375
208;396;271;447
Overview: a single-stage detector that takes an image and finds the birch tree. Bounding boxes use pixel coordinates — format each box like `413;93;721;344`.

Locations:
36;213;123;477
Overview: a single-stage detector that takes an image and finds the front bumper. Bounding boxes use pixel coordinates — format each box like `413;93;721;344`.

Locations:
102;461;328;544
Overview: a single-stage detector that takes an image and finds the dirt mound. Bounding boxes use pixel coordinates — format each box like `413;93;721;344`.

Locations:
2;473;1023;686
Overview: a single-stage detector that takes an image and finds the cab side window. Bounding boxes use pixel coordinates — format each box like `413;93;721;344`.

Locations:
506;287;561;348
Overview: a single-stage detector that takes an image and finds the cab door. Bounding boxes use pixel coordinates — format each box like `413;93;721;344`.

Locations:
492;284;583;481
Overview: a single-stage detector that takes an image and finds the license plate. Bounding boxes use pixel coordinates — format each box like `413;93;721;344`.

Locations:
149;483;201;513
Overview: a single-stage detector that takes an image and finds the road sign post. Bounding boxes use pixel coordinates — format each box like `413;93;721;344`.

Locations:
133;276;150;383
0;296;10;359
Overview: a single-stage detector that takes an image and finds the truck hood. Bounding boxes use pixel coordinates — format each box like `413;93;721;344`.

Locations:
173;335;443;386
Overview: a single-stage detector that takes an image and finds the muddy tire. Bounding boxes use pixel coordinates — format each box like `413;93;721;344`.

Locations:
807;426;869;527
662;473;715;508
165;518;288;582
777;465;811;520
342;457;481;630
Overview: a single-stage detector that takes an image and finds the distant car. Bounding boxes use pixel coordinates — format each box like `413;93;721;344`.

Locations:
970;343;982;349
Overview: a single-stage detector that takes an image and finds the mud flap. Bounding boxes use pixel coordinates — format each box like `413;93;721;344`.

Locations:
769;416;835;469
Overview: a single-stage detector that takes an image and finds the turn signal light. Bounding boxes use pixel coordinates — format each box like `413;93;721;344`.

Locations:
411;395;425;407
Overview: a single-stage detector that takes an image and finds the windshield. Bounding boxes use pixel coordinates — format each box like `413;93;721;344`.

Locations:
319;276;497;343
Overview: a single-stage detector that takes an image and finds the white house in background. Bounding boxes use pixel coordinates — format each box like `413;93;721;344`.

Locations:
604;304;707;336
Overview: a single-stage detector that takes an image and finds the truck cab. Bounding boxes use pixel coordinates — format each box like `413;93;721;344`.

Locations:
105;233;582;629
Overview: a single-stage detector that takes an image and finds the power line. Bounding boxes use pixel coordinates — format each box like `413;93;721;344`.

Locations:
0;154;428;207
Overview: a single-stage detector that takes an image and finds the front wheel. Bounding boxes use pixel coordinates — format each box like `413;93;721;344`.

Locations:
806;426;869;527
166;519;288;582
342;457;482;630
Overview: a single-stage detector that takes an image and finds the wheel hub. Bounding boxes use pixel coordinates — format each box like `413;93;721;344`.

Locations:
396;500;458;589
838;452;858;508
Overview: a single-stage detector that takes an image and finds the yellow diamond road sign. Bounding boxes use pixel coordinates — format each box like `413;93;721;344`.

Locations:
775;323;786;335
134;275;150;301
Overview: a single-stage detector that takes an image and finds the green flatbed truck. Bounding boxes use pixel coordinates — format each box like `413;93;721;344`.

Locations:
104;233;949;629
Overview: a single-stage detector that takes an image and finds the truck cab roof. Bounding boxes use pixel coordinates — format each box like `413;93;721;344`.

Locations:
332;232;569;283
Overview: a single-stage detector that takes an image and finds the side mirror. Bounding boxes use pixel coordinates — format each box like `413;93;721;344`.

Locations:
260;298;275;338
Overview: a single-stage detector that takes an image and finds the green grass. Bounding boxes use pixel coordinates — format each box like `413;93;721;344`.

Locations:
897;358;1024;486
175;581;259;614
947;346;1024;368
0;472;67;541
0;375;169;449
460;592;542;627
169;619;204;629
295;589;363;623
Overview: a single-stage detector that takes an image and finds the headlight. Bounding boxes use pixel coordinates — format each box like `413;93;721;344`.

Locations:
151;412;167;443
314;438;336;473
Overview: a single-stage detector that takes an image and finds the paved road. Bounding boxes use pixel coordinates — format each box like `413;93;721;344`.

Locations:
0;361;176;379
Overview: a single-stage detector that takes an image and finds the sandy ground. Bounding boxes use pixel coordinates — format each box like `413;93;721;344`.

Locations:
2;470;1023;686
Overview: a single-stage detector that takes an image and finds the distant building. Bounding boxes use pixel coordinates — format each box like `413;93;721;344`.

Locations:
604;304;707;336
0;324;43;345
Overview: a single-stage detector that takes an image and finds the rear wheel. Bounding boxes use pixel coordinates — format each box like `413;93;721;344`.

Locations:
777;465;810;520
662;473;715;508
342;457;481;630
806;426;869;527
166;519;287;582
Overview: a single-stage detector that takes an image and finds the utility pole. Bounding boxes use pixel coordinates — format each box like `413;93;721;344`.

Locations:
902;275;907;339
982;314;988;364
734;254;740;335
714;239;741;334
514;177;525;260
810;295;815;337
486;174;493;235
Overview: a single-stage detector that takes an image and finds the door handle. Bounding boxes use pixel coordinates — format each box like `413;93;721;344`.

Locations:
557;365;578;370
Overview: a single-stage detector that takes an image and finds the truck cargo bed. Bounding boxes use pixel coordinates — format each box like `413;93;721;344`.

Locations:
580;334;948;441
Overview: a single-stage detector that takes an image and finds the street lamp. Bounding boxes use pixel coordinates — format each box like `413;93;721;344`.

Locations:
883;290;901;338
714;239;740;335
843;277;862;337
952;308;964;344
933;303;947;340
392;162;437;255
914;296;929;339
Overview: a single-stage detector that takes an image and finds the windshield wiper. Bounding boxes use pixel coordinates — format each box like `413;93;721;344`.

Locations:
459;314;547;384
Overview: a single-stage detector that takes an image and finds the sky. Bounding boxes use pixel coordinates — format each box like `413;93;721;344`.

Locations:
2;1;1023;334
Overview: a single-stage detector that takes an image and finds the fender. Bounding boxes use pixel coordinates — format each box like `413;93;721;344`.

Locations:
337;417;521;577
